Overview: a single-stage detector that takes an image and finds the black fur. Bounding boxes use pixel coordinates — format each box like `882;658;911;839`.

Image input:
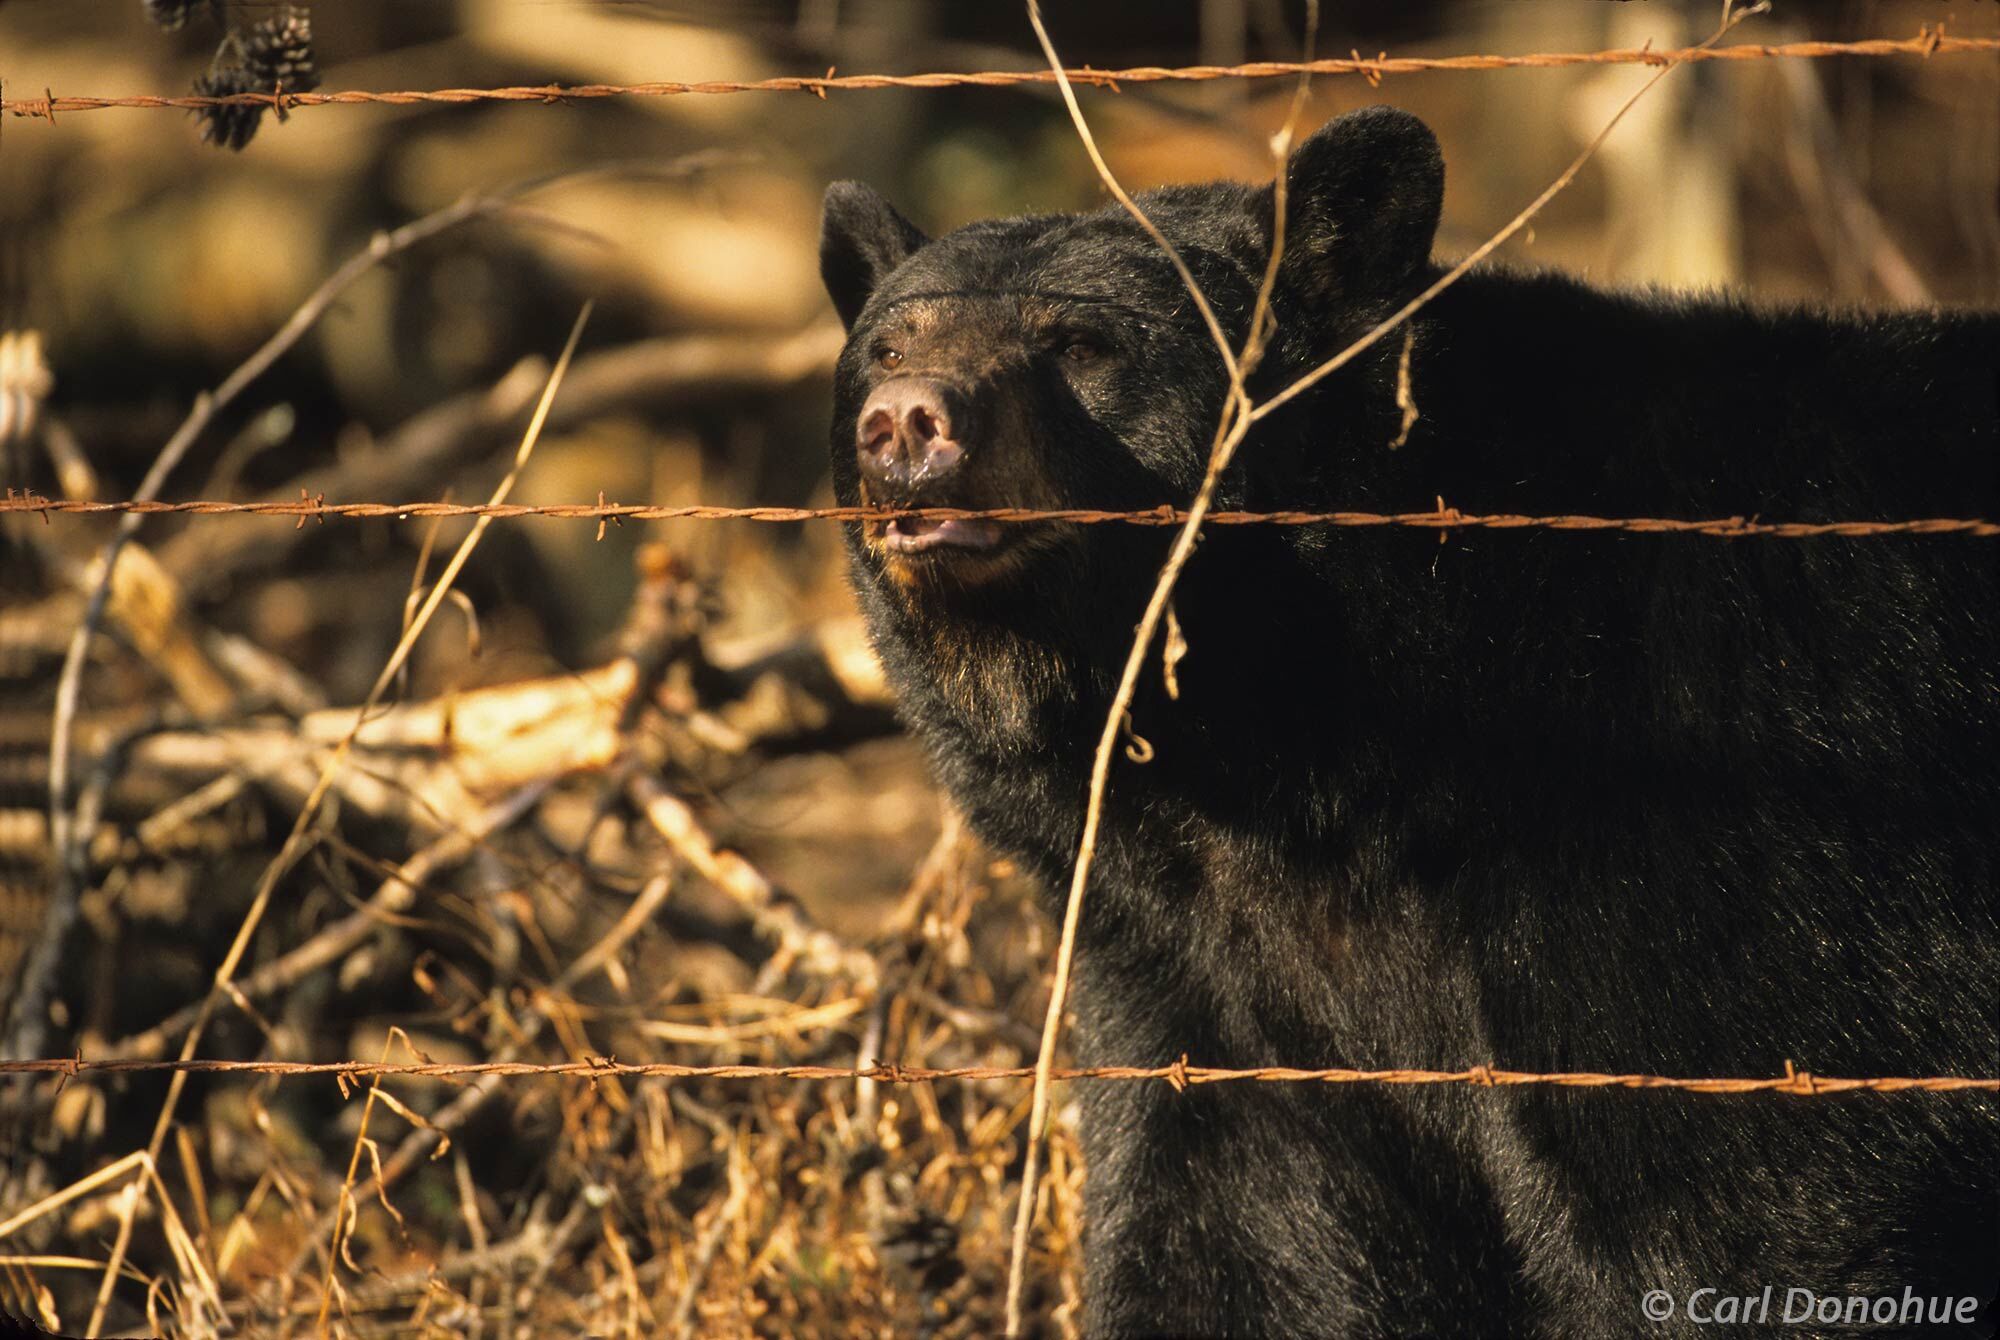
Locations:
819;107;2000;1338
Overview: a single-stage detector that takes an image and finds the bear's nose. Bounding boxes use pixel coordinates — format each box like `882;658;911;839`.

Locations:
857;378;963;494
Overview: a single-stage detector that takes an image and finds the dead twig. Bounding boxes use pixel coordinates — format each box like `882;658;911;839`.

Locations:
1775;56;1932;305
1003;0;1320;1326
668;1149;750;1340
626;773;879;986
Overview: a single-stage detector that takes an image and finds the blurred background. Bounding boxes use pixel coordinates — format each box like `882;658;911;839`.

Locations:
0;1;1995;1334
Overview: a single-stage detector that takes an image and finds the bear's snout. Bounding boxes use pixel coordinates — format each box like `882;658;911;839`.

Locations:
857;377;964;496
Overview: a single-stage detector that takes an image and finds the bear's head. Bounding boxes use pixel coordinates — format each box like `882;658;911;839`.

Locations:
820;106;1443;604
818;107;1443;736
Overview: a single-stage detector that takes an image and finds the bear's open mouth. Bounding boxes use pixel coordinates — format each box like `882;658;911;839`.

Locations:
881;515;1005;554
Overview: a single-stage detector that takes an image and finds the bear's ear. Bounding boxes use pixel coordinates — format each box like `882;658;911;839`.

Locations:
1270;106;1443;305
820;181;929;329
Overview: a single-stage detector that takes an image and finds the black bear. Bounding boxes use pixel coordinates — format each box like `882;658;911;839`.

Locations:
818;107;2000;1338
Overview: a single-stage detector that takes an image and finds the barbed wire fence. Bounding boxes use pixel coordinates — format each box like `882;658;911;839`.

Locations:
5;492;1998;537
2;1055;1995;1094
2;28;1992;120
3;11;1999;1338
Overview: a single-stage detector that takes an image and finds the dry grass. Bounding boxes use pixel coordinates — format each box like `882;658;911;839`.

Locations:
1;529;1085;1337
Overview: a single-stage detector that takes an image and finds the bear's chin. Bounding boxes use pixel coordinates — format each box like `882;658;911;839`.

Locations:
873;543;1037;596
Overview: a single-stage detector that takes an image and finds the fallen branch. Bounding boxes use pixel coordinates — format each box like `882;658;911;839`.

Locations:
626;773;878;987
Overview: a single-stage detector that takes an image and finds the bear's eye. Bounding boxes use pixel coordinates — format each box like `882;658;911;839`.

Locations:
876;348;904;371
1061;338;1103;366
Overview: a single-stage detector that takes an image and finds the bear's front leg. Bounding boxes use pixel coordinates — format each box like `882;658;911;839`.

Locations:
1074;1075;1529;1339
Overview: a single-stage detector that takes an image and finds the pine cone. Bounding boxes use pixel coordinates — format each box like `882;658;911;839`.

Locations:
242;7;321;96
143;0;198;29
192;66;264;151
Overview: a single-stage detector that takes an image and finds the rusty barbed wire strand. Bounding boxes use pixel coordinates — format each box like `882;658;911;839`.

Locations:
4;491;1994;538
1;28;1989;121
0;1055;1993;1095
